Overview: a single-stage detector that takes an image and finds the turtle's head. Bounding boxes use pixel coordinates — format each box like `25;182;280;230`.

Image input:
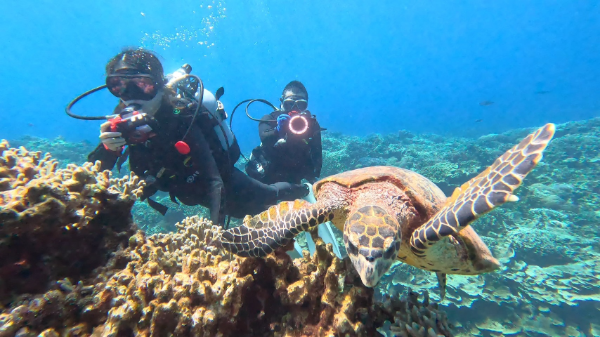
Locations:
343;205;401;287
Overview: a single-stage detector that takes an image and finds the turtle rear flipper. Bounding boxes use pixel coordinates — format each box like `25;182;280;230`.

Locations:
410;123;556;256
221;199;335;257
436;272;447;301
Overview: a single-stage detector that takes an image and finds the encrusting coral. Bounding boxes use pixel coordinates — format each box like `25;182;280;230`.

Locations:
0;215;454;337
0;140;144;305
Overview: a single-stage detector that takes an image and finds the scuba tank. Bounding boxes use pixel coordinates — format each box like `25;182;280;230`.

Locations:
165;64;237;156
197;89;236;153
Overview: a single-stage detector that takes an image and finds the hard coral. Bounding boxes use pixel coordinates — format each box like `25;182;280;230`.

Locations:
377;289;453;337
91;217;380;337
0;216;454;337
0;140;144;305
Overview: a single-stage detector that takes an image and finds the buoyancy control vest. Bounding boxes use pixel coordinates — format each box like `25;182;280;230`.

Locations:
134;89;241;215
196;88;240;165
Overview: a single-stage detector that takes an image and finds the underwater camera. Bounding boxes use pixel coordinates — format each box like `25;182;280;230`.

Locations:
108;104;155;144
288;112;309;135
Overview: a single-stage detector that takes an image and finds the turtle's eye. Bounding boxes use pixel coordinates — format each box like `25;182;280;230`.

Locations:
383;239;400;259
344;235;359;255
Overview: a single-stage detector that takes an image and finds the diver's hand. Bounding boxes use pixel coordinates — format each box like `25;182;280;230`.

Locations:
276;114;291;133
273;138;287;149
100;122;126;152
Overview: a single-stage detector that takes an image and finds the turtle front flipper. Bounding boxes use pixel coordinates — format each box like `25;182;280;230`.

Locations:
221;199;336;257
410;123;556;256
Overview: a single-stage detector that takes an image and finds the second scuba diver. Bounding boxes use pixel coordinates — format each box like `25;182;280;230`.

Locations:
241;81;345;258
245;81;323;184
80;48;309;226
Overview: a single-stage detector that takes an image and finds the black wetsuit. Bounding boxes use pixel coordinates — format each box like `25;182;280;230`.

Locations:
88;97;307;226
246;110;323;184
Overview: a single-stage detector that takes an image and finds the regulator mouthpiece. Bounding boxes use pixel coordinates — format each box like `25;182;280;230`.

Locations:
289;115;309;135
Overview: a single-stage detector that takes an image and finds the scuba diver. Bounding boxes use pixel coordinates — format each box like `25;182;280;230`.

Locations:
245;81;323;184
236;81;341;258
68;48;309;226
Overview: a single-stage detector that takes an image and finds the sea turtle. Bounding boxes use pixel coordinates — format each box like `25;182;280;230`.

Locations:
221;124;555;298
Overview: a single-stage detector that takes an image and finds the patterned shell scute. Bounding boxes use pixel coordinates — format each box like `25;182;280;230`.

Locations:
314;166;446;213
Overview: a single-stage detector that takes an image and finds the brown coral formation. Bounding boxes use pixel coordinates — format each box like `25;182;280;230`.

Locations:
0;215;454;337
0;141;454;336
0;140;144;304
87;217;378;337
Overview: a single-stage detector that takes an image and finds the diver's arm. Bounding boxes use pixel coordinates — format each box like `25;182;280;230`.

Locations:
310;118;323;180
87;143;119;171
258;113;281;148
186;124;226;226
87;103;128;171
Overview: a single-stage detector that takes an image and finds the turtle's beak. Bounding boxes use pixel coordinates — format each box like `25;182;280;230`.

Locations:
343;204;402;287
349;253;394;287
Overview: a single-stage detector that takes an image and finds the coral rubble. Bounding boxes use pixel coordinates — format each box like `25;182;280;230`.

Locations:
0;140;144;305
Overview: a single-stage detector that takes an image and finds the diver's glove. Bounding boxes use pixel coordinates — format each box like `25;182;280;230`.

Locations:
99;121;126;152
273;138;287;149
292;183;310;199
276;114;291;133
273;182;310;200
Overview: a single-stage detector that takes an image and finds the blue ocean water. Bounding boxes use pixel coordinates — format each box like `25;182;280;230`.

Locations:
1;1;599;154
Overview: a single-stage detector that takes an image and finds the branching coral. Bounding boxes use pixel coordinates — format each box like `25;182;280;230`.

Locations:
0;140;144;304
376;289;453;337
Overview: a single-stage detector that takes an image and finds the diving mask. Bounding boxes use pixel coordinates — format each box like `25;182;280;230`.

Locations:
106;74;159;101
282;98;308;112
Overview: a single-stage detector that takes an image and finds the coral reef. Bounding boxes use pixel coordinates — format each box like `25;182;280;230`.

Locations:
376;289;453;337
8;136;96;169
8;116;600;336
132;193;209;235
6;136;190;233
0;140;144;305
0;216;453;337
95;219;375;337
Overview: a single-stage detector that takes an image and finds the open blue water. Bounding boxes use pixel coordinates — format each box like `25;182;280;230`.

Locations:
1;1;599;154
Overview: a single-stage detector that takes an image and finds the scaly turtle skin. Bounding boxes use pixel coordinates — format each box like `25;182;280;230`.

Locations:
221;124;555;299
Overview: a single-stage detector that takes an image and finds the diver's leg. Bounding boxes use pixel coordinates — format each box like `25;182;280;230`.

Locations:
175;180;225;226
225;168;309;218
224;168;279;218
302;183;343;258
